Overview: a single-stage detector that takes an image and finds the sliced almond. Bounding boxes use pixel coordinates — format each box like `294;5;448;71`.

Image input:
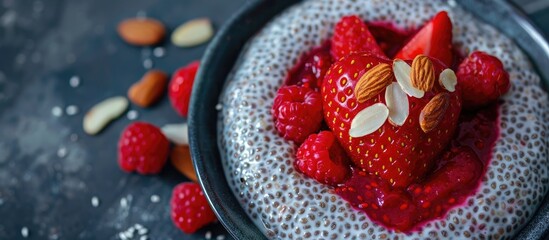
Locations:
354;63;394;103
410;55;435;92
117;18;166;46
84;96;129;135
171;145;198;182
349;103;389;138
161;123;189;145
420;93;450;133
128;70;168;107
439;68;457;92
171;18;214;47
393;59;425;98
385;82;409;126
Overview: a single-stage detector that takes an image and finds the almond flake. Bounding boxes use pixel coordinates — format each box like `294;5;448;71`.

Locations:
349;103;389;138
161;123;189;145
393;59;424;98
171;18;214;47
84;96;129;135
354;63;393;103
385;82;409;126
410;55;435;92
420;93;450;133
439;68;457;92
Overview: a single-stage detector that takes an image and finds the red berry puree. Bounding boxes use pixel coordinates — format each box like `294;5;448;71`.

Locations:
284;23;500;232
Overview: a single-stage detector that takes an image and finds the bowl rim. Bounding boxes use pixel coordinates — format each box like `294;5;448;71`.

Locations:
189;0;549;239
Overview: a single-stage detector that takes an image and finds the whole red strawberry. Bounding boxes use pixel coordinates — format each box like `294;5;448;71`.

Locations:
271;85;323;144
118;122;170;174
170;183;217;234
456;51;510;109
169;61;200;117
331;15;386;60
321;52;462;188
395;11;453;67
295;131;351;185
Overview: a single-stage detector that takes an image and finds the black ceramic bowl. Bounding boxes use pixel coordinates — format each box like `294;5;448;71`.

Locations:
188;0;549;239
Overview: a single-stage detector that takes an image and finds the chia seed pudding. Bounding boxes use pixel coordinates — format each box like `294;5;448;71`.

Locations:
217;0;549;238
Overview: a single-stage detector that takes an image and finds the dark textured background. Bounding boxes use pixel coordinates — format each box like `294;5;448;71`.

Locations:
0;0;547;239
0;0;246;239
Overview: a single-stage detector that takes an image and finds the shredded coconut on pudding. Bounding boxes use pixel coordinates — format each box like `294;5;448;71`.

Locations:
217;0;549;238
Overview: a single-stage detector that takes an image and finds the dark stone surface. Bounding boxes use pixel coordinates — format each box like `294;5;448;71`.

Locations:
0;0;547;239
0;0;245;239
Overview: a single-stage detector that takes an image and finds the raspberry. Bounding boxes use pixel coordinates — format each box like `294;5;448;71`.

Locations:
169;61;200;117
295;131;350;185
285;44;333;90
271;85;323;143
170;183;217;234
331;15;386;60
118;122;169;174
456;51;510;109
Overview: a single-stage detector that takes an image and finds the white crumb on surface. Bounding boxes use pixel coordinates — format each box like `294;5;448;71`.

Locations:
150;194;160;203
117;223;149;240
51;106;63;117
205;231;212;239
21;227;29;238
143;59;153;69
126;110;139;120
120;197;128;208
216;235;225;240
91;196;100;207
56;147;67;158
69;76;80;88
65;105;78;115
137;228;148;235
153;47;165;58
215;103;222;111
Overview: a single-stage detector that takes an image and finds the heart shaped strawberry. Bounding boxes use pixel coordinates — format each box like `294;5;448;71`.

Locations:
321;52;462;188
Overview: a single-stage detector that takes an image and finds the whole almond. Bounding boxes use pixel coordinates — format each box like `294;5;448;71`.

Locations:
170;145;198;182
117;18;166;46
128;70;168;107
410;55;435;92
354;63;394;103
420;93;449;133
